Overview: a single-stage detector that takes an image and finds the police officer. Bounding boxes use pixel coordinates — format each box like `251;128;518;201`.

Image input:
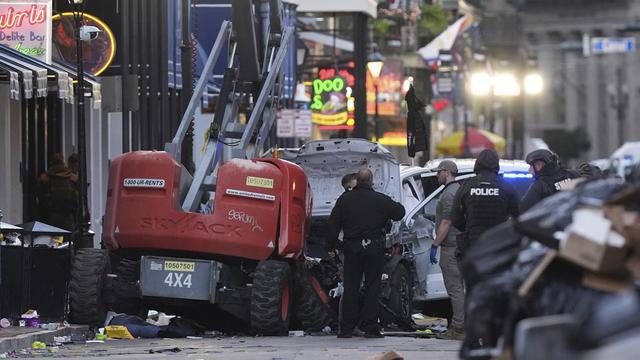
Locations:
326;168;405;338
520;149;578;213
451;149;520;263
430;160;465;340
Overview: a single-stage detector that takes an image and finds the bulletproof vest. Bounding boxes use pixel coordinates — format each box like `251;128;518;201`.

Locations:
538;168;575;199
463;175;511;233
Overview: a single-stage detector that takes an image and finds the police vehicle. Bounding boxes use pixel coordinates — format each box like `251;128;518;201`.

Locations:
401;158;533;314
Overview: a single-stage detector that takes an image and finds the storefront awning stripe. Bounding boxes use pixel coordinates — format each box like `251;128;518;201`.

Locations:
0;61;33;99
0;45;99;103
0;53;48;98
0;45;69;99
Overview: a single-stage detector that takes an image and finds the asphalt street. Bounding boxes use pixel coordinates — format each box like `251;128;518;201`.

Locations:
18;335;461;359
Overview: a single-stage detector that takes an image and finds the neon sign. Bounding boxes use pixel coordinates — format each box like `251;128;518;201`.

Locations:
310;75;348;126
318;68;355;87
0;5;46;29
52;13;116;76
0;1;51;62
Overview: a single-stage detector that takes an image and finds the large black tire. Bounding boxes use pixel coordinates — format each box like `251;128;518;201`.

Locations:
250;260;292;335
108;257;147;318
294;268;336;332
69;248;110;326
380;264;413;328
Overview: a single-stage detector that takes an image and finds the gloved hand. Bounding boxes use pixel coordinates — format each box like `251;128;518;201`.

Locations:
430;245;438;265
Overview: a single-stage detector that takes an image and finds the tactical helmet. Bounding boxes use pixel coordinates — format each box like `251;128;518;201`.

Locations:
525;149;556;165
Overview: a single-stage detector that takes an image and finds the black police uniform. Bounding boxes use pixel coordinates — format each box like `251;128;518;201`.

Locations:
519;162;578;213
451;150;520;261
326;183;405;336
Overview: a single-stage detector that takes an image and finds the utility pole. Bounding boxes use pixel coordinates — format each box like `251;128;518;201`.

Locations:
71;0;93;249
353;13;368;139
615;66;628;146
180;0;194;173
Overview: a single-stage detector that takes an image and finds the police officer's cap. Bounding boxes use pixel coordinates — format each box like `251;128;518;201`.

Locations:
434;160;458;174
525;149;556;165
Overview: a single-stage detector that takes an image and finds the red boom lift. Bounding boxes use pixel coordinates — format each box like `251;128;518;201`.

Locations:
68;0;317;335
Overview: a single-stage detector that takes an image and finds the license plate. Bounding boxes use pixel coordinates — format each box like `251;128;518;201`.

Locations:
164;261;195;272
140;256;219;302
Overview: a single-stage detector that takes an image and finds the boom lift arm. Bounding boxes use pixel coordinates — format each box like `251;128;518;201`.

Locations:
163;0;294;212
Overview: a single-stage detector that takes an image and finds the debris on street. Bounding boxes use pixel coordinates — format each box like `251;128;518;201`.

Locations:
461;180;640;359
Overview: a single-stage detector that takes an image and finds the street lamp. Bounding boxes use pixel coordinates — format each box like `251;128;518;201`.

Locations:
69;0;93;249
524;73;544;95
367;48;385;140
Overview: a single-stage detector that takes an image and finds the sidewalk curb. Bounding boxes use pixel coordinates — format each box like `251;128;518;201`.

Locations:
0;325;89;354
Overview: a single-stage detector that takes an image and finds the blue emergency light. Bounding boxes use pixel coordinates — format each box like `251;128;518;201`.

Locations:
502;172;533;179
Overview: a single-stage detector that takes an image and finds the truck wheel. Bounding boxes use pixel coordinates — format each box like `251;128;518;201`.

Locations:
380;264;413;328
250;260;292;335
294;269;336;332
69;249;110;326
108;257;147;318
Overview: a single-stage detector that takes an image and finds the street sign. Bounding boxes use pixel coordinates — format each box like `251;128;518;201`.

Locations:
584;36;636;56
277;109;312;138
277;109;295;137
294;110;313;138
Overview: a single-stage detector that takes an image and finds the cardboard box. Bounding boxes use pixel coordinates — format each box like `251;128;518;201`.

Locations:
626;256;640;280
582;272;630;293
604;206;640;254
560;208;629;275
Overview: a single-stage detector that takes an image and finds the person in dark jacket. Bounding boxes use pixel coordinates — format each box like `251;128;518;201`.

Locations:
341;173;357;192
451;149;520;263
577;162;602;179
326;168;405;339
519;149;578;213
36;153;79;231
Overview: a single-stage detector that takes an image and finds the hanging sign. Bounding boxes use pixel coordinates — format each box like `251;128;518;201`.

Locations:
294;109;312;138
0;1;52;62
277;109;295;138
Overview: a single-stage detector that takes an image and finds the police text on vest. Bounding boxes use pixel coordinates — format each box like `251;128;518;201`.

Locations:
470;188;500;196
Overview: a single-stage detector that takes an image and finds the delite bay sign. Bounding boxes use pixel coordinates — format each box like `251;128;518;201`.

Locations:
0;1;52;62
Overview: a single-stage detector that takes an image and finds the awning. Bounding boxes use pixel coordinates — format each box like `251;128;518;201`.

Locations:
51;60;102;108
0;45;69;100
0;44;100;105
298;31;354;52
289;0;377;18
0;52;48;97
0;59;33;99
0;64;25;100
